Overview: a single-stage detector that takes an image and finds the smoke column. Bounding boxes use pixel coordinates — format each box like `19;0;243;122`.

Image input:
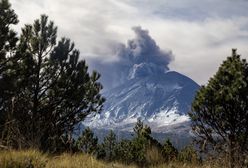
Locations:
88;26;174;91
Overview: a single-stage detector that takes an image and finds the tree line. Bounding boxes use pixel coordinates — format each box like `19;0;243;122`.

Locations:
75;120;198;167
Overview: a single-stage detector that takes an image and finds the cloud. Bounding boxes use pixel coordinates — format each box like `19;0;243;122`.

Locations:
127;27;172;67
125;0;248;21
143;17;248;84
89;26;174;90
9;0;248;87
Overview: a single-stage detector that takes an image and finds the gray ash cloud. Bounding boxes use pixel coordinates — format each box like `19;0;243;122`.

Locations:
88;26;174;91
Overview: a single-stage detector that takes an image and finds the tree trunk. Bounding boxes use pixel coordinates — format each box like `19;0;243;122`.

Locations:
229;136;235;168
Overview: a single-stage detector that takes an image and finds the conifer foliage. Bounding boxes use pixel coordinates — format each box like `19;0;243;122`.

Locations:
190;49;248;168
0;0;104;152
102;130;117;161
0;0;18;72
0;0;19;147
76;127;98;154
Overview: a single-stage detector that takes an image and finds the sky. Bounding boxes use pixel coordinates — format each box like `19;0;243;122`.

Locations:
10;0;248;88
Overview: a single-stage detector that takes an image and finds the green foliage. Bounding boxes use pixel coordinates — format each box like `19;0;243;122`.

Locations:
131;135;148;166
11;14;59;150
111;136;148;166
132;120;151;165
101;130;117;161
95;143;106;160
0;0;105;152
0;0;18;64
0;3;213;167
97;121;160;166
190;49;248;167
0;0;19;147
112;120;167;166
162;139;178;161
15;15;104;151
133;119;151;138
115;139;133;164
76;127;98;154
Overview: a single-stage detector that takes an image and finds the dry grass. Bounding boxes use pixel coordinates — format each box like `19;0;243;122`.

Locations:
0;149;241;168
145;146;165;165
0;150;47;168
150;162;219;168
46;153;137;168
0;150;137;168
145;146;229;168
150;157;233;168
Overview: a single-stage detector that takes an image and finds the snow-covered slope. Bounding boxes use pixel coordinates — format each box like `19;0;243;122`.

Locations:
84;63;199;133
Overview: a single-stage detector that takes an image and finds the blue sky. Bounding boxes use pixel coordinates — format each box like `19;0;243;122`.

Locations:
10;0;248;85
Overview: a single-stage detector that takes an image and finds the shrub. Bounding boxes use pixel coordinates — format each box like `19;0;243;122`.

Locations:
177;145;198;163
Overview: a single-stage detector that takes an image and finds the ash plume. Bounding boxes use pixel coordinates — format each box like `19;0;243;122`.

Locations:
88;26;174;91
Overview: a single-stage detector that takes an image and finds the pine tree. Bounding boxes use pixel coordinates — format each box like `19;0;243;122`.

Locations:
115;139;133;164
132;120;152;166
1;14;105;151
0;0;19;146
102;130;117;161
133;119;151;138
13;15;58;149
131;135;147;166
0;0;18;72
190;49;248;168
76;127;98;154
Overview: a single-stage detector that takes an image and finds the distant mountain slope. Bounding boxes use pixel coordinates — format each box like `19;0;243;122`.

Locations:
84;65;199;132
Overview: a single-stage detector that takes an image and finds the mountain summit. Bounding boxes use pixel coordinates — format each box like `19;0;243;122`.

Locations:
84;66;199;132
84;27;199;133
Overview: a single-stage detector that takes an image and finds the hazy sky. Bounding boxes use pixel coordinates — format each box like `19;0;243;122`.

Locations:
10;0;248;85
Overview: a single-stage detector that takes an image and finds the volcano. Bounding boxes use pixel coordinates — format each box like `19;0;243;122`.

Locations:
84;62;199;133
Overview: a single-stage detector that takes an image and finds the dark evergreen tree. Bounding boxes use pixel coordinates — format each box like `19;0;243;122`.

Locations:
131;135;147;166
76;127;98;154
97;121;165;166
102;130;117;161
0;0;18;72
162;139;178;161
190;49;248;168
132;120;153;166
115;139;133;164
1;14;104;151
133;119;151;138
96;143;106;160
12;15;58;149
0;0;19;145
131;121;163;166
42;37;105;151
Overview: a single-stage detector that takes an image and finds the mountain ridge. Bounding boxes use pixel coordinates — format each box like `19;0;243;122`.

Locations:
84;69;199;133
